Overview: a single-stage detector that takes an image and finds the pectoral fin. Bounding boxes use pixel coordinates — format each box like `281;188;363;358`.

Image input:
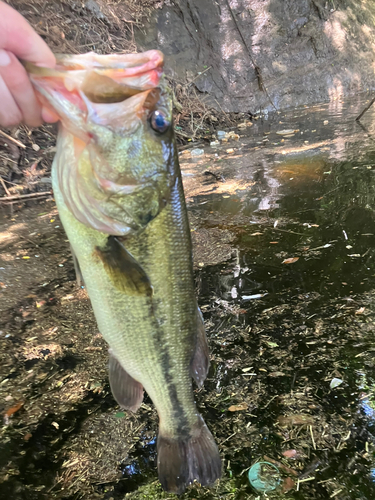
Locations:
109;351;143;412
94;236;152;296
190;308;210;387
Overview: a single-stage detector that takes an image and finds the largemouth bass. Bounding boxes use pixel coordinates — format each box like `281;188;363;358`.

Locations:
26;51;221;494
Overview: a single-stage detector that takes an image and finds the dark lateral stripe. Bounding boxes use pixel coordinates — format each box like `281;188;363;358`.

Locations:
149;298;190;437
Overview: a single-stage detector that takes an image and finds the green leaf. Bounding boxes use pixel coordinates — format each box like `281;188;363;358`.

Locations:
266;341;279;348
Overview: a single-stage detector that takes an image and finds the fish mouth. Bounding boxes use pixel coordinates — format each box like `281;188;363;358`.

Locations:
24;50;164;110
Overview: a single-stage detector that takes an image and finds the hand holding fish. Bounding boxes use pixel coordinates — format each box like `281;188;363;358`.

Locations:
0;1;58;127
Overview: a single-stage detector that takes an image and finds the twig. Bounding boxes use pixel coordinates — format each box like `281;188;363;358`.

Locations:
178;141;204;151
175;129;194;139
356;96;375;121
188;66;212;85
214;99;233;123
0;191;51;202
0;154;18;164
274;227;306;236
310;425;316;450
219;431;237;446
262;394;278;409
0;130;26;149
0;177;11;196
263;455;299;477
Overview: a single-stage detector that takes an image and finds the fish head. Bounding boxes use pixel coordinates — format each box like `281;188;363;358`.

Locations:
26;51;177;235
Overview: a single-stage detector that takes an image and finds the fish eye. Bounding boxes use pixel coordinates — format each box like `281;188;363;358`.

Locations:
150;110;170;134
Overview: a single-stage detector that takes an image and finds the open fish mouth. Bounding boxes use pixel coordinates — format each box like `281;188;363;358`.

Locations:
23;50;164;104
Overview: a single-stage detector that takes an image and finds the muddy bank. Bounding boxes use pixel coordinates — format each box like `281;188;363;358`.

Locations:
137;0;375;113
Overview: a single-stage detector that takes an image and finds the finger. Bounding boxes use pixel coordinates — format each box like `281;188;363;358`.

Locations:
0;2;55;67
0;50;43;127
42;106;59;123
0;73;22;128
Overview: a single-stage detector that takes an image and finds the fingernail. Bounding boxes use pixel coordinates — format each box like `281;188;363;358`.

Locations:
0;49;11;67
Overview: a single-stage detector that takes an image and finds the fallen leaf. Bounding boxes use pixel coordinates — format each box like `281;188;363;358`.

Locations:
355;307;365;315
4;402;24;418
278;414;314;426
266;341;279;348
330;378;343;389
282;477;295;493
282;449;298;458
276;129;295;135
282;257;299;264
228;402;248;412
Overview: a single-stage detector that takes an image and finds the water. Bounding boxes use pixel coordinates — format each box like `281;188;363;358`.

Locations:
2;95;375;499
179;96;375;499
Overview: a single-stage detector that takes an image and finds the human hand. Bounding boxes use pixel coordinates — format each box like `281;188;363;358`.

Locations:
0;1;59;128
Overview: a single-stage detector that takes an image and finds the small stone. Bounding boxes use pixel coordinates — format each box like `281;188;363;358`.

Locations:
190;148;204;156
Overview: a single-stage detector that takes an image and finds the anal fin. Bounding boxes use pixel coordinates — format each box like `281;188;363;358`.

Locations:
109;351;143;412
190;308;210;388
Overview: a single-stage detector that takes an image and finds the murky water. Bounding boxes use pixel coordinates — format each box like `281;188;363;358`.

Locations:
2;96;375;499
180;96;375;499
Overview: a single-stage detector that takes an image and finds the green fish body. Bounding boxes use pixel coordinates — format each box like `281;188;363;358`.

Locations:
27;50;221;494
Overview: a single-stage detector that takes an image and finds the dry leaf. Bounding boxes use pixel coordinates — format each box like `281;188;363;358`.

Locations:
282;449;298;458
282;477;295;492
278;414;314;426
228;402;248;412
282;257;299;264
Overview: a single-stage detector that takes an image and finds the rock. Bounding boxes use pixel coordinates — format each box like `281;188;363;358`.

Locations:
190;148;204;156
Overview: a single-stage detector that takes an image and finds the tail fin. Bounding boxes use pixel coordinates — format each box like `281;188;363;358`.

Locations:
157;416;221;494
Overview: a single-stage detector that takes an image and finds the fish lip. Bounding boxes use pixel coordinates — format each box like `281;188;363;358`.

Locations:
55;50;164;73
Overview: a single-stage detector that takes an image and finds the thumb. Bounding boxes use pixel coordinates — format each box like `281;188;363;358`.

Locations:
0;2;55;67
